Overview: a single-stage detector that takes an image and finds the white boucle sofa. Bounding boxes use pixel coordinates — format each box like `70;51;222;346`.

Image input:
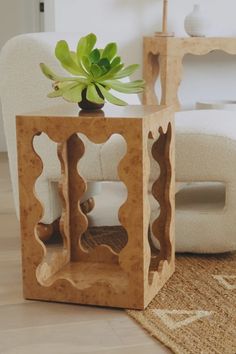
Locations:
1;32;236;253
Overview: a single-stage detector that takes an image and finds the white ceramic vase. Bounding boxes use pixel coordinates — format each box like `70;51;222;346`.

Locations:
184;4;210;37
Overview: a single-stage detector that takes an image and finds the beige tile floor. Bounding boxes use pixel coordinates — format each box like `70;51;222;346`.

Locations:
0;152;171;354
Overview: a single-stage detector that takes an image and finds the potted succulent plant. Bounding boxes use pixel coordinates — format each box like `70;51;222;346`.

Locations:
40;33;145;110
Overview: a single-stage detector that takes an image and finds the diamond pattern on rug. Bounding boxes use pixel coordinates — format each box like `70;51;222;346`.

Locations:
127;253;236;354
212;274;236;290
152;309;212;330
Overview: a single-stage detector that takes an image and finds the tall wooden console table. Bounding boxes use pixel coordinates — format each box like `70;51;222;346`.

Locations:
143;37;236;109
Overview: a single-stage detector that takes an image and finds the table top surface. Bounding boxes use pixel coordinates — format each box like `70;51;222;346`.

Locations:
144;36;236;41
17;103;169;120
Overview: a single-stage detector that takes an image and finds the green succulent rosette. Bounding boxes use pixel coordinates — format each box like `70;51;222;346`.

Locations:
40;33;145;106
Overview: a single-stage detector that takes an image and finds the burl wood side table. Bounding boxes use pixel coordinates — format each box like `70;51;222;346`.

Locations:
143;36;236;109
16;104;175;310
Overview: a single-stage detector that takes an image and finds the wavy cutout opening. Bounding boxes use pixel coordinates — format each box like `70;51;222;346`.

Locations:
33;133;69;285
180;51;236;109
146;132;161;283
33;133;64;245
77;133;128;256
148;124;173;284
176;181;226;211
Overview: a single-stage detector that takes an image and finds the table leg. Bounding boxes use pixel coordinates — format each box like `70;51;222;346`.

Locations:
143;47;160;105
159;54;183;109
58;134;88;262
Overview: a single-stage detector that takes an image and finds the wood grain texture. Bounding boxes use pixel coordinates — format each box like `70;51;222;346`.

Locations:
16;105;175;310
143;36;236;108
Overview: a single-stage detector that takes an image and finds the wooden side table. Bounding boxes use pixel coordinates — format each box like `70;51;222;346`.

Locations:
16;104;175;309
143;36;236;109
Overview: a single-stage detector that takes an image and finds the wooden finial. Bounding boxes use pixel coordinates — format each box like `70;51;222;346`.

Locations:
155;0;174;37
162;0;168;33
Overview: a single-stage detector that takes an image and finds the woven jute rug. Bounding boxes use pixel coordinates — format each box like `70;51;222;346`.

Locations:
128;252;236;354
55;226;236;353
81;225;128;253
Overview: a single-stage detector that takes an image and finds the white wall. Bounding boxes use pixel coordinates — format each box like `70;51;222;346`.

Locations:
50;0;236;109
44;0;56;31
0;0;40;151
53;0;236;37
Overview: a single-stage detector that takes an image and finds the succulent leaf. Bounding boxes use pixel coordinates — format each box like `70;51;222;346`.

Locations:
40;63;61;81
111;56;121;68
103;80;144;93
86;84;104;104
98;58;111;73
62;84;85;102
47;90;63;98
55;40;87;76
91;64;103;78
89;49;100;64
101;43;117;61
98;64;124;81
114;64;139;79
47;82;78;98
96;84;127;106
81;56;91;74
70;51;79;64
103;79;145;93
53;81;77;90
40;63;87;83
77;33;97;60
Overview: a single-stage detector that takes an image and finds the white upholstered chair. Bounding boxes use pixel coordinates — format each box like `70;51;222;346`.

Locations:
1;32;236;253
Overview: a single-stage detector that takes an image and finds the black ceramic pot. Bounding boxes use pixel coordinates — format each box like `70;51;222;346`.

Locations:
78;88;104;111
